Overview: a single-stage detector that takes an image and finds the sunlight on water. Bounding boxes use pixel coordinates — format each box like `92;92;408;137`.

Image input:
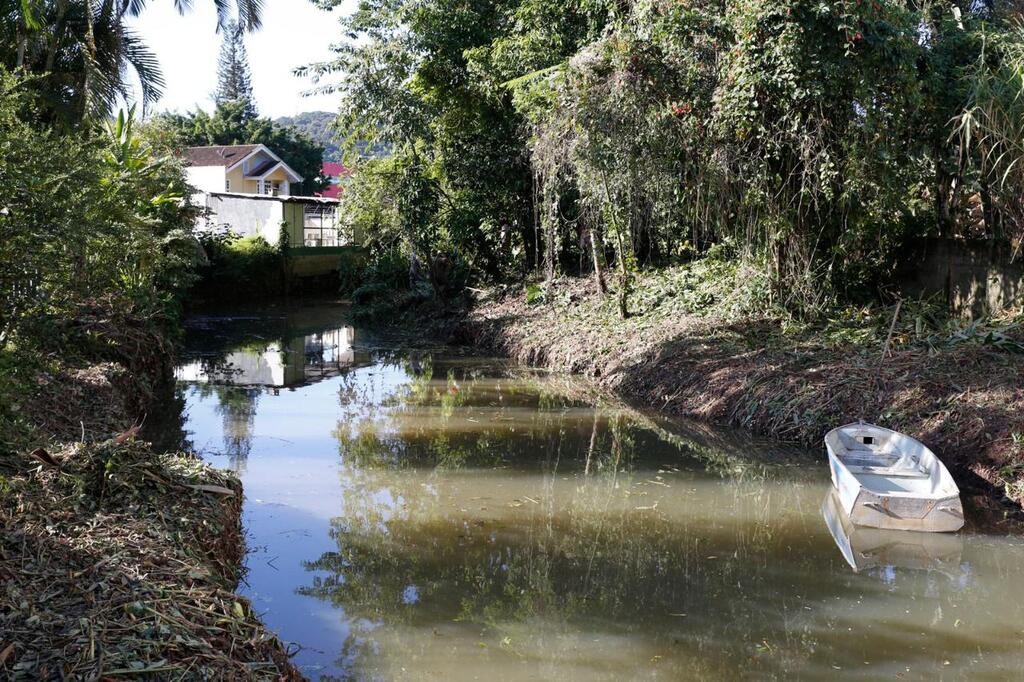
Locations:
170;304;1024;681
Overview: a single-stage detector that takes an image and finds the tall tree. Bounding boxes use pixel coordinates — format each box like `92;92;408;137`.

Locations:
1;0;163;123
299;0;551;279
215;21;256;118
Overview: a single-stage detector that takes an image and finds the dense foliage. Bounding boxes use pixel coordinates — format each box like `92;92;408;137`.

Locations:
0;68;202;450
0;72;199;344
189;234;286;303
302;0;543;285
312;0;1024;317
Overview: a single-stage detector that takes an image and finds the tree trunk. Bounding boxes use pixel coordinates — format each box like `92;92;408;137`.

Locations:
518;219;536;276
16;30;27;68
934;144;956;238
590;228;606;298
544;187;558;283
46;0;71;72
979;177;1001;240
600;171;631;319
614;230;630;319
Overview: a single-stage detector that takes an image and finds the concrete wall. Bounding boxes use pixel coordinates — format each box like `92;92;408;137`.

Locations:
287;253;344;278
204;194;284;246
900;238;1024;318
282;203;304;247
286;246;368;279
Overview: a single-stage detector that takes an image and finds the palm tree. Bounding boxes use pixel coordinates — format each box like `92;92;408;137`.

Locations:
2;0;264;124
122;0;264;32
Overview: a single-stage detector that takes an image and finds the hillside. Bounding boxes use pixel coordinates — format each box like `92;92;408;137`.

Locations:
275;111;341;162
275;111;391;163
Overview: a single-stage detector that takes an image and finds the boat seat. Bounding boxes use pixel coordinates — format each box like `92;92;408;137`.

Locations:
843;464;929;478
839;453;929;478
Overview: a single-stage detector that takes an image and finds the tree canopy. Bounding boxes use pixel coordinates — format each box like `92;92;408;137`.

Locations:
311;0;1024;316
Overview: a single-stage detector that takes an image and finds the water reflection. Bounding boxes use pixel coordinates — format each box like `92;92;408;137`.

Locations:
174;307;1024;681
214;386;259;468
176;325;360;388
822;490;966;580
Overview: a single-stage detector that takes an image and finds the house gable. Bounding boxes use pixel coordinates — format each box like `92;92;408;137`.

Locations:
185;144;303;196
231;146;303;183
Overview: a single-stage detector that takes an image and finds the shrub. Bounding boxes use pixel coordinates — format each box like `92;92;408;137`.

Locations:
337;248;370;296
0;72;199;346
191;233;284;303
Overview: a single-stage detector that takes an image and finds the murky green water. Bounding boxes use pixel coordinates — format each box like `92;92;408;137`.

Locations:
171;302;1024;681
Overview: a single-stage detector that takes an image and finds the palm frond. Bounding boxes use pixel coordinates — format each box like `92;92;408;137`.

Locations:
234;0;263;31
121;28;165;106
120;0;149;18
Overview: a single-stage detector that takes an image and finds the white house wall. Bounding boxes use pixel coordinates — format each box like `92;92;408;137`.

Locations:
203;194;284;246
186;165;226;195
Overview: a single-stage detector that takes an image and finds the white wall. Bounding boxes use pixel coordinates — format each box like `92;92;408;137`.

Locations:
174;344;298;386
203;195;284;246
186;165;226;195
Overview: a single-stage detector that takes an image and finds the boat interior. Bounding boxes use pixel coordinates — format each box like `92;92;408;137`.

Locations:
833;428;929;479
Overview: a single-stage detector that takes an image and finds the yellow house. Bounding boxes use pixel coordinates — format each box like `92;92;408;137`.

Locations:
183;144;303;197
184;144;364;279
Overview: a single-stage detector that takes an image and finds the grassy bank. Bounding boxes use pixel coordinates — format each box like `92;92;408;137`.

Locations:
0;308;298;679
458;267;1024;519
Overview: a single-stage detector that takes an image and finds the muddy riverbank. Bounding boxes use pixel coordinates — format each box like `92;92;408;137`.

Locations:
0;318;299;679
457;278;1024;519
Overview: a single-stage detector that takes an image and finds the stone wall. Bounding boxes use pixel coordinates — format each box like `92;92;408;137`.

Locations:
901;238;1023;318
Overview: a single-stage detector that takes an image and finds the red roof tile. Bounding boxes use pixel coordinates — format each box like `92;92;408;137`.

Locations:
322;162;351;177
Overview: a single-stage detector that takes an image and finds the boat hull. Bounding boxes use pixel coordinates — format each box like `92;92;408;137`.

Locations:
828;444;964;532
821;491;964;574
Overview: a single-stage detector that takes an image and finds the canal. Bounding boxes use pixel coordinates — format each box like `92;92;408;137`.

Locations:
169;302;1024;680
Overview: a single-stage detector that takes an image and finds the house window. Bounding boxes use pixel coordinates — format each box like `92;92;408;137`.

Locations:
262;180;280;196
225;179;231;192
302;204;340;247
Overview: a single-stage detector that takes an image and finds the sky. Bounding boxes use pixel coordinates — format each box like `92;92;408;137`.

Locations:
127;0;357;119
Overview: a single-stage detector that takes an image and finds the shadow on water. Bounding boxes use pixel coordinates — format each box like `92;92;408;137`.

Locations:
170;302;1024;681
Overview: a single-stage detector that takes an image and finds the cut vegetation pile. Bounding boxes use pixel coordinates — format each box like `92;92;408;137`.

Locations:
464;269;1024;520
0;437;299;680
0;302;299;679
